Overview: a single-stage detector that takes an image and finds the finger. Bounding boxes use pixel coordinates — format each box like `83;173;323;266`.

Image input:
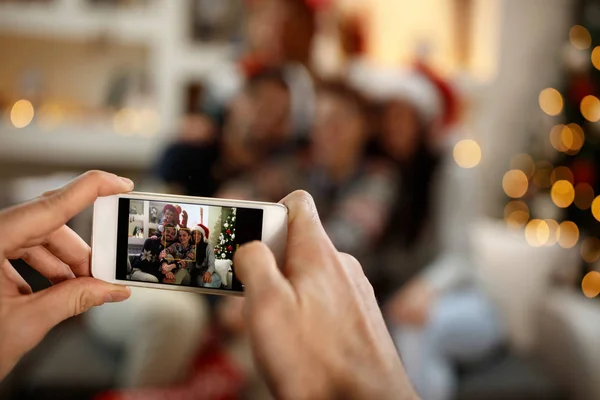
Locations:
43;226;91;277
279;191;334;274
234;241;291;303
16;246;75;284
0;170;134;254
1;260;32;295
16;278;131;349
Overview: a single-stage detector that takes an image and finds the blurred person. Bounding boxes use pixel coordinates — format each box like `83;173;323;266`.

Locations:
355;62;503;400
155;69;301;198
161;227;195;285
221;80;399;256
189;224;221;289
0;173;418;400
131;224;178;283
150;204;188;241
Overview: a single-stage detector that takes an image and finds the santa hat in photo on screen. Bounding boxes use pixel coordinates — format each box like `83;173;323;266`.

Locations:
192;224;210;242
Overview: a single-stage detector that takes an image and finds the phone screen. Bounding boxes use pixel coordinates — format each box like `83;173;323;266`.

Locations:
116;197;263;292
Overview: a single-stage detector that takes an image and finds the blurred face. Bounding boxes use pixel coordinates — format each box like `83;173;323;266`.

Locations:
164;209;176;224
380;100;420;161
164;227;176;242
179;230;190;246
249;81;291;144
192;230;203;244
311;92;366;170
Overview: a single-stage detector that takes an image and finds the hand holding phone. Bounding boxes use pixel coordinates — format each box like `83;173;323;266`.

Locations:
91;192;287;295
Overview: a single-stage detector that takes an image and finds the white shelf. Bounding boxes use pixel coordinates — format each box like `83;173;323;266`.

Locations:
0;2;160;44
0;124;163;169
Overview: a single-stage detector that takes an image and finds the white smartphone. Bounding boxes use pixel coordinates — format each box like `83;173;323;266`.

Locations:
91;191;287;296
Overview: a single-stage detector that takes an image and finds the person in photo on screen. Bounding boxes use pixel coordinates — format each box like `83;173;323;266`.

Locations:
190;224;221;288
151;204;188;241
131;224;178;283
160;227;195;285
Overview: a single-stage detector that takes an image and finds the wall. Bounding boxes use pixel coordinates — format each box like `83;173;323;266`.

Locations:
475;0;573;216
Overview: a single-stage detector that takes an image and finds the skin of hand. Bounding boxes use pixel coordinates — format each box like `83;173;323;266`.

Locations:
160;262;172;274
165;272;175;281
234;191;419;400
384;278;436;327
0;171;133;380
202;271;212;283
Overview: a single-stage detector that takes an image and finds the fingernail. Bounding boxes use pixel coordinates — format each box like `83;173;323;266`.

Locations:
104;288;130;303
119;176;134;188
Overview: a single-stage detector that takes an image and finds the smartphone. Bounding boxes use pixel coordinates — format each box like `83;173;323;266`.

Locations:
92;191;287;296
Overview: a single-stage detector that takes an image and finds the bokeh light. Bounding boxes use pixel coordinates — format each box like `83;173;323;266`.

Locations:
503;170;529;198
570;25;592;50
580;95;600;122
592;46;600;70
544;219;559;246
453;139;482;168
550;124;568;152
550;124;585;154
539;88;563;116
10;99;35;128
557;221;579;248
581;237;600;263
592;196;600;222
138;108;161;137
504;201;530;229
551;180;575;208
533;161;553;189
550;166;574;184
575;183;595;210
566;123;585;154
581;271;600;298
525;219;550;247
510;153;535;179
113;108;141;135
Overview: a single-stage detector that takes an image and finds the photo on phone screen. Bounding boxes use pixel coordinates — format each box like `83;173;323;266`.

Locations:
116;198;263;292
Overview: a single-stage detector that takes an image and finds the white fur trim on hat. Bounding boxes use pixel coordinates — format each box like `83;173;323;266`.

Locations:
348;60;443;124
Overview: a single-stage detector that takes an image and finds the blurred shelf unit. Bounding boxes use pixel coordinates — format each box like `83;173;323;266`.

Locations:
0;0;239;168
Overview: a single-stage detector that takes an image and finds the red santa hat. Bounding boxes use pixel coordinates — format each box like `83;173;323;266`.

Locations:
348;60;459;130
191;224;209;242
162;204;179;218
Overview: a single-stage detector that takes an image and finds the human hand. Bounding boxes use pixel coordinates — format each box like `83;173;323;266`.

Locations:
202;271;212;283
234;191;417;400
384;278;435;327
160;263;171;274
0;171;133;380
165;272;175;281
159;250;166;259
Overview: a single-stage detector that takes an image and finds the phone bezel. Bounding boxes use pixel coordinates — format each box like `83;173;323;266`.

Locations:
91;191;287;296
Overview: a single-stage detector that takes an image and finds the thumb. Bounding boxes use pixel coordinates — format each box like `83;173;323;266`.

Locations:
23;277;130;336
234;241;290;304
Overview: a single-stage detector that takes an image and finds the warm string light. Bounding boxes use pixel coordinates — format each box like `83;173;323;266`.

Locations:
504;200;529;229
581;271;600;298
453;139;481;168
580;237;600;263
539;88;563;116
557;221;579;248
551;180;575;208
503;170;529;198
525;219;550;247
580;95;600;122
550;166;574;184
10;99;35;128
509;154;535;179
533;161;553;189
574;183;594;210
570;25;592;50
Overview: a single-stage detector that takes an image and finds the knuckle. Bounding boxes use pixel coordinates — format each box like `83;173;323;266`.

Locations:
70;290;98;316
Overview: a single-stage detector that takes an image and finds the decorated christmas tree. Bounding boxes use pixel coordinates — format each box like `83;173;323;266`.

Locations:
215;208;237;260
505;0;600;298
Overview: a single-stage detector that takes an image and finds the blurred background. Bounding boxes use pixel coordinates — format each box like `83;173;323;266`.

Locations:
2;0;600;399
